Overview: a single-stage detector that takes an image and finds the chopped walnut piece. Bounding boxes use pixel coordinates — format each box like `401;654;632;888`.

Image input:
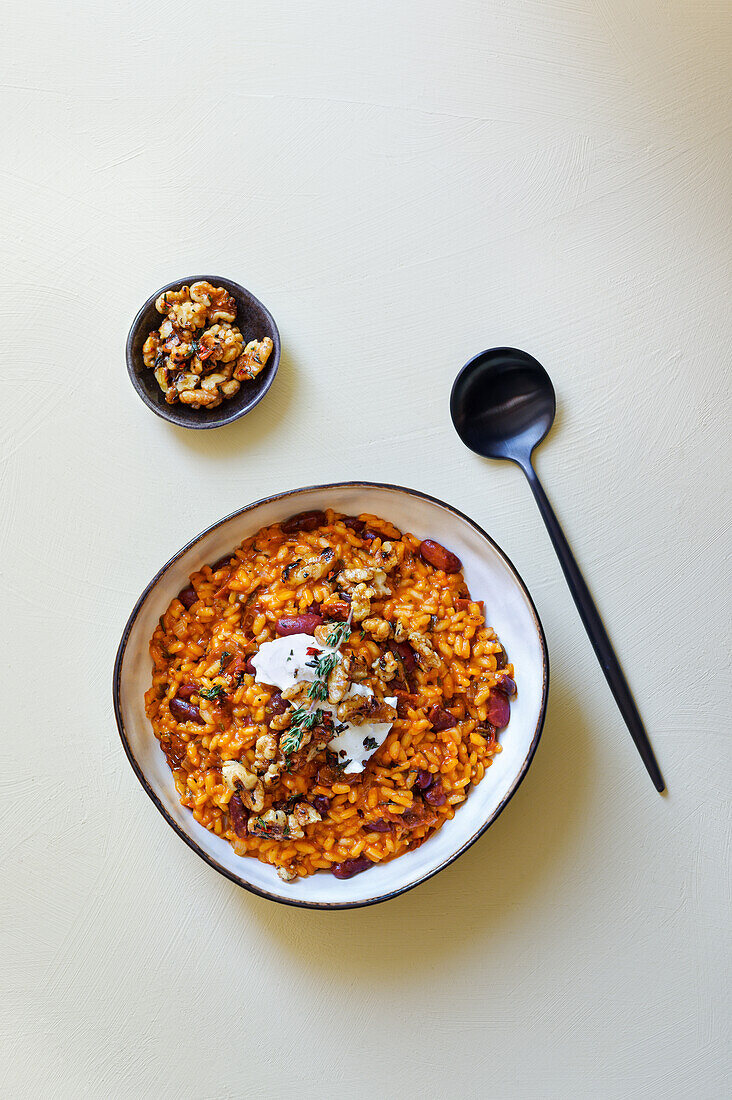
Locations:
283;548;335;586
351;582;375;622
408;631;440;669
234;337;273;381
292;803;322;828
254;732;278;771
248;808;288;838
336;695;397;725
327;656;351;704
372;650;399;681
277;865;297;882
341;566;373;584
362;617;392;641
347;654;370;681
373;541;399;572
221;760;258;793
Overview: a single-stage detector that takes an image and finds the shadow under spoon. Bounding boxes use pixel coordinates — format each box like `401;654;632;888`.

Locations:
450;346;665;794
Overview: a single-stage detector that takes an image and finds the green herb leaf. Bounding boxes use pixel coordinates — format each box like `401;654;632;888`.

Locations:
199;684;226;700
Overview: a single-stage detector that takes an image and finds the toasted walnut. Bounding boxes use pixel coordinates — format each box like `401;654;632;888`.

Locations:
277;865;297;882
261;762;281;787
286;816;305;840
156;287;189;315
248;808;288;838
143;333;161;368
348;654;370;681
240;779;265;813
220;379;240;398
174;372;200;395
189;281;237;323
327;656;351;704
370;569;391;599
408;631;440;670
362;617;392;641
283;548;335;586
154;364;171;393
314;624;333;647
221;761;258;793
201;365;234;392
234;337;273;381
156;288;207;329
341;566;373;585
291;802;322;828
179;388;221;408
372;650;399;681
373;541;399;572
393;620;408;643
281;680;312;707
162;330;196;362
269;711;291;731
351;583;375;622
202;323;243;364
336;694;397;725
254;733;278;771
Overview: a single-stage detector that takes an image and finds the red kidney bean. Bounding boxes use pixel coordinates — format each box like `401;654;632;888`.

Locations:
455;598;484;613
281;509;326;534
343;516;366;535
169;697;205;725
266;691;289;717
395;691;419;718
495;645;508;670
322;599;351;621
424;781;447;807
332;856;373;879
229;793;248;838
394;641;416;673
428;704;458;731
497;674;517;697
178;586;197;609
163;733;187;768
176;683;197;701
419;539;462;573
275;613;323;636
210;554;232;573
367;819;393;833
486;690;511;729
414;769;434;790
312;795;330;816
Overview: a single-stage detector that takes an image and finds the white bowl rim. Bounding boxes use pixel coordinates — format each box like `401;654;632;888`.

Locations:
112;481;549;909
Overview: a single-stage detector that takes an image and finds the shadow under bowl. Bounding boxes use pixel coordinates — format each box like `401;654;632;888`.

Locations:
126;275;281;430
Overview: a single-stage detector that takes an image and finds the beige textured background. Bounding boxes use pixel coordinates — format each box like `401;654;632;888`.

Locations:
2;2;730;1097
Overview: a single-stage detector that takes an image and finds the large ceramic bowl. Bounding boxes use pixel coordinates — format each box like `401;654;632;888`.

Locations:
113;483;548;908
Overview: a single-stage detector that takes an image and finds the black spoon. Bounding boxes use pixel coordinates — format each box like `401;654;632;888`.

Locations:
450;347;665;793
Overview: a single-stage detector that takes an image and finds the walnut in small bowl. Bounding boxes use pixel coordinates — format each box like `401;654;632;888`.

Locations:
142;281;274;410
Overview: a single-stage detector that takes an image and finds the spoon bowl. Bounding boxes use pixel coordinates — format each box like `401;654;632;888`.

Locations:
451;347;556;462
450;347;665;793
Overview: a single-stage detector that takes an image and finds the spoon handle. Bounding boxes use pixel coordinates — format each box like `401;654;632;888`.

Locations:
521;460;665;792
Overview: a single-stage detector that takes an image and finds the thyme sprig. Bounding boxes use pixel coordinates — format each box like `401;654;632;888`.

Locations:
279;617;352;756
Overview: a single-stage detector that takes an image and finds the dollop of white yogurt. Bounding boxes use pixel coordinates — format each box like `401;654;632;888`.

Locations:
251;634;396;773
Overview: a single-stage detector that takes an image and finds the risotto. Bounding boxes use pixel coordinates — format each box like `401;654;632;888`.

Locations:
145;509;517;883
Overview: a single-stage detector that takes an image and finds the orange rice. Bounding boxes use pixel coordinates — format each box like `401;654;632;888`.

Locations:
145;508;515;881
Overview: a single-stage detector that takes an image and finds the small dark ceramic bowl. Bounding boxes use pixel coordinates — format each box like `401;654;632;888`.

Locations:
126;275;280;429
